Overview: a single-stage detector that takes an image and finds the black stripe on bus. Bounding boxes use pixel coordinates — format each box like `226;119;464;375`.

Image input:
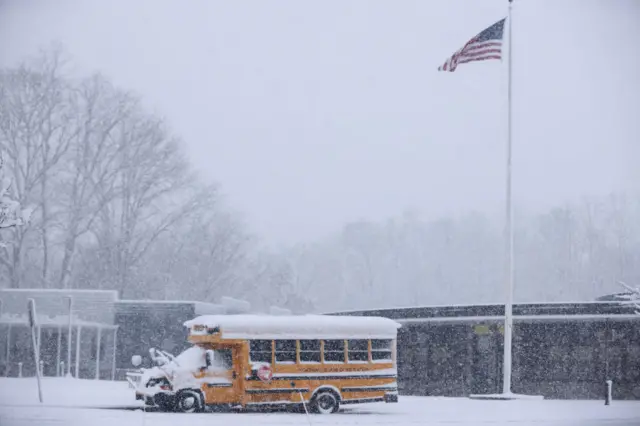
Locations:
246;388;310;394
341;397;385;405
246;374;396;381
244;397;386;407
205;383;233;388
341;386;398;393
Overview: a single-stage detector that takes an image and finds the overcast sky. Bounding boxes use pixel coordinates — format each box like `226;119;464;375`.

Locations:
1;0;638;245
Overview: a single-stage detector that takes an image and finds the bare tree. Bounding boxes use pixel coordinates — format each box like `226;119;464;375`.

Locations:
130;207;252;301
608;194;634;285
82;106;218;296
0;49;75;287
56;75;136;288
198;211;252;301
239;248;316;313
341;221;381;293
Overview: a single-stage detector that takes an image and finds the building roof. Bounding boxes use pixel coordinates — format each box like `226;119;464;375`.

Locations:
0;313;117;329
327;301;640;321
0;288;116;325
0;289;118;295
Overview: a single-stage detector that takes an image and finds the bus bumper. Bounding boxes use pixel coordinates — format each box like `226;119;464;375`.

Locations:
384;392;398;403
135;392;155;406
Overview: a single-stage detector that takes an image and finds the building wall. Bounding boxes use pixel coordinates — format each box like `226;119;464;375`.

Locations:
397;324;475;396
0;292;250;380
0;291;260;380
114;302;196;377
395;319;640;400
512;321;640;399
0;289;118;379
0;324;117;379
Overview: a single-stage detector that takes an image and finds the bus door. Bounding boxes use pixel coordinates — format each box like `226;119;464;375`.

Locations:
201;345;243;405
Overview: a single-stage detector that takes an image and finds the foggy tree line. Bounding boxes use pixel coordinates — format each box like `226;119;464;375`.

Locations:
272;195;640;312
1;50;638;313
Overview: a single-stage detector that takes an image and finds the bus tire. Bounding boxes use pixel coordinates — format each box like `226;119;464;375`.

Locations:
311;390;339;414
176;389;203;413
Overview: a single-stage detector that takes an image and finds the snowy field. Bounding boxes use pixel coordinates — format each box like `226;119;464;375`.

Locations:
1;378;639;426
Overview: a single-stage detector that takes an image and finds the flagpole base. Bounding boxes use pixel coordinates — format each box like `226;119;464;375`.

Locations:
469;392;544;401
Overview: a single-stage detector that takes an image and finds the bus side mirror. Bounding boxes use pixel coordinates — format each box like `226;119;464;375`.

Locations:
205;350;215;368
131;355;142;367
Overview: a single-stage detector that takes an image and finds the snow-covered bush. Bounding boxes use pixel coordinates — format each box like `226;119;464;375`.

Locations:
0;154;32;231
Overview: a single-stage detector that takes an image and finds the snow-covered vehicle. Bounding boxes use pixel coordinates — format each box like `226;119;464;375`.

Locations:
132;314;401;414
132;345;233;412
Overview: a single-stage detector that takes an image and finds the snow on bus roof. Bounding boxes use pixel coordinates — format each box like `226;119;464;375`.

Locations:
184;314;401;340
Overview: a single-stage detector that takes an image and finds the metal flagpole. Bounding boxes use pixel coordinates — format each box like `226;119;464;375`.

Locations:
501;0;515;396
66;296;73;377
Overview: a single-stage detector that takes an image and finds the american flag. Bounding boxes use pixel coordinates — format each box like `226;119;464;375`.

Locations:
438;18;506;72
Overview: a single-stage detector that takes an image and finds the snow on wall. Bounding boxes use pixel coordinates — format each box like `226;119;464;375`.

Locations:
0;312;114;328
194;302;226;316
184;314;401;339
220;296;251;314
269;306;292;316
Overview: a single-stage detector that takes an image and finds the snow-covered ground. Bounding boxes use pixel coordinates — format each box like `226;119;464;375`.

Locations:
1;377;639;426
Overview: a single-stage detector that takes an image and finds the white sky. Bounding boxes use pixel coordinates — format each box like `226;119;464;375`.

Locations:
1;0;638;245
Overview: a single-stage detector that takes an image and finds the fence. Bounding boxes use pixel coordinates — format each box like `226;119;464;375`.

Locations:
4;360;84;378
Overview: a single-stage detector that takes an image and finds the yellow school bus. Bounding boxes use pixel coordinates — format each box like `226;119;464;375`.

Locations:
134;314;401;414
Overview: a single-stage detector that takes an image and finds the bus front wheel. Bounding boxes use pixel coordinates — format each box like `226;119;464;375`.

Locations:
176;390;203;413
311;391;339;414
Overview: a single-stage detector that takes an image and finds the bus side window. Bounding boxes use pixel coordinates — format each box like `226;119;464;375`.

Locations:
347;339;369;363
275;340;297;364
250;340;273;363
323;340;345;363
299;340;321;363
371;339;393;362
